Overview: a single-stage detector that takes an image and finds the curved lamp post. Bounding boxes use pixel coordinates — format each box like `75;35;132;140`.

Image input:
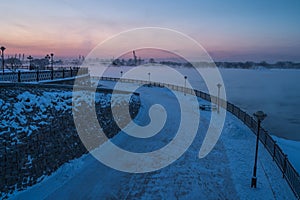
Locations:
1;46;6;74
251;110;267;188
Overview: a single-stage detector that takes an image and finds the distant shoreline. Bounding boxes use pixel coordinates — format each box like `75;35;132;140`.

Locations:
214;61;300;69
108;58;300;69
2;56;300;70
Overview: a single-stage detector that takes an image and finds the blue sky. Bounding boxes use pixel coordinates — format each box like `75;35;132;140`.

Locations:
1;0;300;61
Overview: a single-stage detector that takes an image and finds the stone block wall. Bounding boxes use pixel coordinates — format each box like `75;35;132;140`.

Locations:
0;86;140;199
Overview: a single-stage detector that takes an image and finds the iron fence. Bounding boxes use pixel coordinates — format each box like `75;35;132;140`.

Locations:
0;67;88;82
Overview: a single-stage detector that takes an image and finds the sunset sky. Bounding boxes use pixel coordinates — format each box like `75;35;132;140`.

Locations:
1;0;300;62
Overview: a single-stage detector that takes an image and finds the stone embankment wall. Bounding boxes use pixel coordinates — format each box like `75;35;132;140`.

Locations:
0;84;140;198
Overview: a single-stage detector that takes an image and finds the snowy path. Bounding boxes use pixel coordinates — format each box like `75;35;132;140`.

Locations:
11;82;295;199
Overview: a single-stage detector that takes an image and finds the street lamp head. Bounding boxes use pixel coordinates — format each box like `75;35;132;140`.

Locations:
217;83;222;88
184;76;187;79
50;53;54;57
253;111;267;121
0;46;6;52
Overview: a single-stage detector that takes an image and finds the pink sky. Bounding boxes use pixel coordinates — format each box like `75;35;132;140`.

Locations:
1;1;300;62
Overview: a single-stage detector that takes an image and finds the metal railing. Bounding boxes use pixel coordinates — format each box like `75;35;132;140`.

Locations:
98;76;300;198
0;67;89;82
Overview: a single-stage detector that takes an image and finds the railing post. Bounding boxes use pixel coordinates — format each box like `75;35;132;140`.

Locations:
264;131;268;146
70;68;73;77
36;70;39;82
273;142;276;161
241;111;246;124
251;118;255;132
51;68;54;80
18;71;21;82
283;154;287;178
62;68;65;78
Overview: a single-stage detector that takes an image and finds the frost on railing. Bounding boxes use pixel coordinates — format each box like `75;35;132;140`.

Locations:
98;76;300;199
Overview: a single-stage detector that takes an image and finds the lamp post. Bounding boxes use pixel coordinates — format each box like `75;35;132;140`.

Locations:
1;46;6;74
251;111;267;188
148;72;151;82
50;53;54;80
184;76;187;95
50;53;54;69
27;55;33;70
217;83;222;113
120;71;123;82
45;54;50;69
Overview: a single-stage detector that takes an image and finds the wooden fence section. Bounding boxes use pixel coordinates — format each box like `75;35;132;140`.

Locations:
0;67;89;82
99;76;300;198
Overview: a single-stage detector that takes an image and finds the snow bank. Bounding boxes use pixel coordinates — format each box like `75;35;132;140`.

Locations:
0;91;72;137
0;88;135;139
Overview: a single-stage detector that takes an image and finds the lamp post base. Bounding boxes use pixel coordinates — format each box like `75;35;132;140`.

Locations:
251;177;257;188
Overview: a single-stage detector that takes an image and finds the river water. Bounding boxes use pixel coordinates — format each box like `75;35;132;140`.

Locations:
217;68;300;141
99;66;300;141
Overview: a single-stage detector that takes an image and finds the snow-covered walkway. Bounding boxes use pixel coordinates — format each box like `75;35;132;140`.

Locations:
11;82;295;199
